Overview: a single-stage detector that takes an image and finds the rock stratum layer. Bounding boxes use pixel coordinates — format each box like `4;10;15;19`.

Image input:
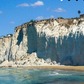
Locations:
0;15;84;66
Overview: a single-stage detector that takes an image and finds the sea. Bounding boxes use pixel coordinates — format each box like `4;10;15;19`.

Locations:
0;68;84;84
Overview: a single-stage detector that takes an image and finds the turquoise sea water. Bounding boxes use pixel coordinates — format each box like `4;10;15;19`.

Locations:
0;68;84;84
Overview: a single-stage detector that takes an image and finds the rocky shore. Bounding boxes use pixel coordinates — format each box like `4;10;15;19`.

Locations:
0;53;59;67
0;53;84;71
0;61;84;72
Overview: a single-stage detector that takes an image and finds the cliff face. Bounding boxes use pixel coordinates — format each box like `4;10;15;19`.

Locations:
0;15;84;65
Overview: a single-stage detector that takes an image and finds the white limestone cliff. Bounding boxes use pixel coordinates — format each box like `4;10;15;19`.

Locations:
0;15;84;65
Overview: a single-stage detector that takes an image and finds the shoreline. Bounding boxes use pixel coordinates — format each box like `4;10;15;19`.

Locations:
17;65;84;71
0;65;84;71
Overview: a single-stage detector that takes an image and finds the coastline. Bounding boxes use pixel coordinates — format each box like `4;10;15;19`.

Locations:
0;60;84;72
0;65;84;71
17;65;84;71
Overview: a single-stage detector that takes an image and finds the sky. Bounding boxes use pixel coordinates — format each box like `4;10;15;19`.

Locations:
0;0;84;36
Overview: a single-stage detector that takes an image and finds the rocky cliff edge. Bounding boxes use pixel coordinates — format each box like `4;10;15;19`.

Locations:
0;15;84;66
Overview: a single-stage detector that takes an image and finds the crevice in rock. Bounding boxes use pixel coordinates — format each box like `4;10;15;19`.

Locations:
17;28;23;45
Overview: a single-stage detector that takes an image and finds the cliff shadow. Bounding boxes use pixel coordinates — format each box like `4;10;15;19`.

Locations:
57;32;84;65
26;23;84;65
17;28;23;45
37;32;46;58
45;37;59;62
37;34;59;62
27;24;37;54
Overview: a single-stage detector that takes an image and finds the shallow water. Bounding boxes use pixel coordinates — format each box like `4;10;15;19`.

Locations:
0;68;84;84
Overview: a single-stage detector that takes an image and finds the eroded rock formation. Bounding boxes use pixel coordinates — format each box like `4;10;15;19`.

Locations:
0;15;84;65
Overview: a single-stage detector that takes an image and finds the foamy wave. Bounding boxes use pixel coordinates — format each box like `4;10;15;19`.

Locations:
48;72;72;76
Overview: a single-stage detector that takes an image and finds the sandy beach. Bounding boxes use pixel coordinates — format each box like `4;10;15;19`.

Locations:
0;60;84;72
17;65;84;71
0;65;84;71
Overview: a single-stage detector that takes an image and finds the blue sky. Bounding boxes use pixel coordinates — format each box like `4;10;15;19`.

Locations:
0;0;84;36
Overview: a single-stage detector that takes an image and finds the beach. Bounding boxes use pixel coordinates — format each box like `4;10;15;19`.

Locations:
0;65;84;71
16;65;84;71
